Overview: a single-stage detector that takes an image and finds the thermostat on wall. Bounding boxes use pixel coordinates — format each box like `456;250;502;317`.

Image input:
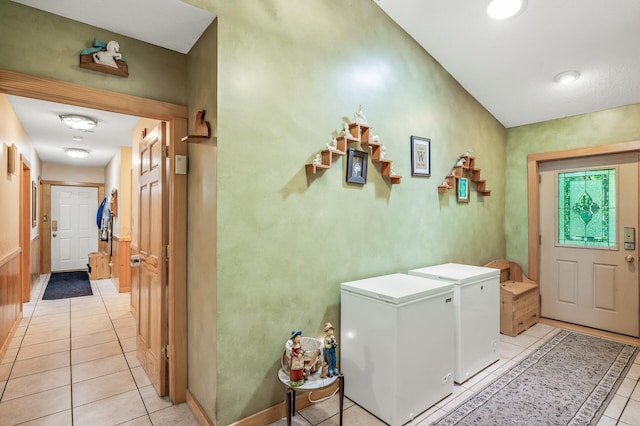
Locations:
176;155;188;175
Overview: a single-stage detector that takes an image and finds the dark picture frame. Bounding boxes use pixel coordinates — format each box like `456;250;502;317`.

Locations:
346;148;368;184
457;177;469;203
411;136;431;177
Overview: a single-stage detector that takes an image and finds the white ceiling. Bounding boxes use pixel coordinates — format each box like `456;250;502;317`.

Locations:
375;0;640;127
8;95;141;167
12;0;216;54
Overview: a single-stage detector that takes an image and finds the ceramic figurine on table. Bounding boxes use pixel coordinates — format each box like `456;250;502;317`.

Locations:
323;323;339;377
353;104;368;124
312;154;322;165
287;330;305;387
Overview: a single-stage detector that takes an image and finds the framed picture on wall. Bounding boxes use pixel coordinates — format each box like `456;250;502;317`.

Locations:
411;136;431;177
6;144;17;176
457;177;469;203
346;148;368;184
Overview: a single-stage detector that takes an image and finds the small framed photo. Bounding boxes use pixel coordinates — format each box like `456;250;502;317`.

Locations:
411;136;430;177
457;177;469;202
6;144;17;176
346;148;368;184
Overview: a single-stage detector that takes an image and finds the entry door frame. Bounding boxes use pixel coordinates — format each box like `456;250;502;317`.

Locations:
0;69;188;404
528;141;640;330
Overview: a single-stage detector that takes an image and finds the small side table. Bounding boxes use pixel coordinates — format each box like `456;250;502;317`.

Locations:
278;369;345;426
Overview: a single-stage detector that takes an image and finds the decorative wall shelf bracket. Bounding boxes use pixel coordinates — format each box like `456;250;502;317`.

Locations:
181;110;211;143
438;155;490;196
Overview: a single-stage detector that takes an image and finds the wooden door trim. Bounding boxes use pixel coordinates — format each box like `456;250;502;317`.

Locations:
20;156;31;303
528;140;640;283
0;69;188;404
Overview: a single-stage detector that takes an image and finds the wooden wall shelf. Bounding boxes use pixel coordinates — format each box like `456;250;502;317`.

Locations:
182;110;211;143
306;118;401;184
438;155;491;196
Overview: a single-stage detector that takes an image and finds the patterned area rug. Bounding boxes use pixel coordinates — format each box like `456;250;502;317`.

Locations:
434;330;639;426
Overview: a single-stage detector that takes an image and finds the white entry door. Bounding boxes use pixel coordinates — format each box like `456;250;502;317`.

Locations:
539;152;639;337
51;185;99;272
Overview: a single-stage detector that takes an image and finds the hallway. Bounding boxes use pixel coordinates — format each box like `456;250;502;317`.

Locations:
0;276;197;425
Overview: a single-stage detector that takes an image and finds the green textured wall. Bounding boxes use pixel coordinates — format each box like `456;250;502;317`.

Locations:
505;104;640;274
186;20;218;422
0;1;187;105
186;1;507;424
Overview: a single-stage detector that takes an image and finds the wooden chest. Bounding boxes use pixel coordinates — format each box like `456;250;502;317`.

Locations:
88;252;110;280
500;281;539;337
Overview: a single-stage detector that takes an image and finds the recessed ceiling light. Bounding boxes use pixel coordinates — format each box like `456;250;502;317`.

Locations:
487;0;526;20
65;148;90;159
59;114;97;132
554;70;581;84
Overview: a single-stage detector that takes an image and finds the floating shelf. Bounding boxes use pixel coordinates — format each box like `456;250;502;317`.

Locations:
438;155;490;196
305;115;401;184
182;110;211;143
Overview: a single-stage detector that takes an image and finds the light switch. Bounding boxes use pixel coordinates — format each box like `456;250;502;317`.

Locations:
176;155;188;175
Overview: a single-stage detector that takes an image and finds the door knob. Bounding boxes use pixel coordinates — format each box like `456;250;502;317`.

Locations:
52;233;57;238
625;254;635;263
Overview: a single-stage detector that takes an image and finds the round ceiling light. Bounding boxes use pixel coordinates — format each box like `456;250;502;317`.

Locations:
487;0;526;20
65;148;90;159
59;114;97;131
554;70;581;84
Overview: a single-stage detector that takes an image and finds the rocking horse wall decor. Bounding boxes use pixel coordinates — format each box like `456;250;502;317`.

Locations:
79;38;129;77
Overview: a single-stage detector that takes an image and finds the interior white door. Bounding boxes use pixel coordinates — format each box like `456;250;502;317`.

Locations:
539;152;639;337
51;185;99;272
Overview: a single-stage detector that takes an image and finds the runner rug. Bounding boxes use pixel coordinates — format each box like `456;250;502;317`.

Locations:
42;271;93;300
434;330;639;426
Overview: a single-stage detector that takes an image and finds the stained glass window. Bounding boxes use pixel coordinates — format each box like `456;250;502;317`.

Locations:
557;169;616;248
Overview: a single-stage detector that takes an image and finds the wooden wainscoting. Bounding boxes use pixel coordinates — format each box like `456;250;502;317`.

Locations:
30;235;40;291
0;248;23;363
111;236;131;293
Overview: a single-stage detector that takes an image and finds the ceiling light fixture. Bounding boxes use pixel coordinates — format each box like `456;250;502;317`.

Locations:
554;70;581;84
59;114;97;131
487;0;526;20
65;148;90;159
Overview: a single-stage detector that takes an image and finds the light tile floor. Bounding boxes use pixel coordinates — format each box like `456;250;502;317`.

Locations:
269;323;640;425
0;275;198;426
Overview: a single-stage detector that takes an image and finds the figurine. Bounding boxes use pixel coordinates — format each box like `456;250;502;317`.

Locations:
93;40;123;68
464;148;474;157
326;138;338;151
455;157;466;167
353;104;368;124
312;154;321;165
380;145;386;159
391;166;397;176
370;135;380;144
287;331;305;387
323;323;339;377
343;122;351;138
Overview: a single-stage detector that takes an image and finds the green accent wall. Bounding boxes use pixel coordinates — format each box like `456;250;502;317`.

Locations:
0;1;187;105
505;103;640;274
186;1;507;424
186;19;218;422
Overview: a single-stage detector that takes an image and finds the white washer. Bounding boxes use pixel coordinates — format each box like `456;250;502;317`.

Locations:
341;273;455;426
409;263;500;384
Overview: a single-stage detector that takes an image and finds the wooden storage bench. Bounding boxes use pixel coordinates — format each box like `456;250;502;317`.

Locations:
88;251;110;280
485;259;540;337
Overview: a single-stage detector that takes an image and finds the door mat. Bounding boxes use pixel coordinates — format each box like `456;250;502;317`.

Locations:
433;330;639;425
42;271;93;300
